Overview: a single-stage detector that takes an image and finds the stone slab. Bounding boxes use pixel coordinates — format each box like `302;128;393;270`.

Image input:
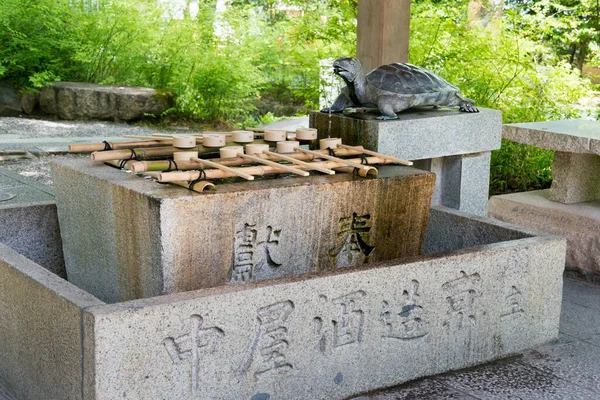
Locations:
0;168;65;277
550;152;600;203
503;119;600;155
52;159;436;303
488;189;600;277
309;108;501;161
83;222;565;399
40;82;175;121
0;243;104;400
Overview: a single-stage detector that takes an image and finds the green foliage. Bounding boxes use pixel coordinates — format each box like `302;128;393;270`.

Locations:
490;140;554;194
410;0;595;194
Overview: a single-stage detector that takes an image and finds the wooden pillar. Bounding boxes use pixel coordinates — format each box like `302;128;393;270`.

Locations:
357;0;411;73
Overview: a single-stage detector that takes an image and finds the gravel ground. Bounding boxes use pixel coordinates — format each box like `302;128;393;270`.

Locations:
0;154;88;187
0;117;184;138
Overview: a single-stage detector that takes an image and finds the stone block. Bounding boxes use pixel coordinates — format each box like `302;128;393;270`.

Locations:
310;109;500;217
0;243;104;400
550;152;600;203
309;108;501;160
0;84;21;117
0;207;566;399
0;168;65;277
413;152;491;216
503;120;600;155
83;216;564;399
52;159;436;303
40;82;175;121
488;189;600;277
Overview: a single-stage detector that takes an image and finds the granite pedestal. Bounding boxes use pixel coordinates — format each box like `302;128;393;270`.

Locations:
51;159;435;303
310;108;502;216
0;168;65;277
0;206;566;400
491;120;600;278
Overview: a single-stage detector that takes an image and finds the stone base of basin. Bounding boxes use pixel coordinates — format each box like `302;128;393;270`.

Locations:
489;189;600;278
51;159;435;304
0;206;565;400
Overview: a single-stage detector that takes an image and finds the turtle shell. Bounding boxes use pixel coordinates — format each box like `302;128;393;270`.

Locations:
366;63;459;95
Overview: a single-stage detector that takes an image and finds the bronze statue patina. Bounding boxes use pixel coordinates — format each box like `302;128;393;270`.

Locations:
322;57;479;120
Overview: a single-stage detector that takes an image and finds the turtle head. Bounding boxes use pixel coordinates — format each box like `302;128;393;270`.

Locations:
333;57;362;83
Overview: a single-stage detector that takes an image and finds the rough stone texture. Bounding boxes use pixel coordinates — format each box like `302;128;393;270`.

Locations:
83;225;564;400
550;152;600;203
423;206;534;255
309;108;501;161
488;189;600;277
0;243;104;400
503;119;600;155
310;109;501;217
0;84;21;117
0;167;65;277
52;159;436;303
19;92;39;115
40;82;175;121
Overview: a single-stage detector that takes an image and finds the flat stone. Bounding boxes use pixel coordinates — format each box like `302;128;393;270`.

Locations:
0;168;65;277
550;152;600;203
559;301;600;340
83;221;564;399
0;243;104;400
52;159;436;303
503;119;600;155
488;189;600;277
310;108;501;161
40;82;175;121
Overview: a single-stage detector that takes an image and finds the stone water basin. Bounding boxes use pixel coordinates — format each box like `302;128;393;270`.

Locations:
0;206;565;400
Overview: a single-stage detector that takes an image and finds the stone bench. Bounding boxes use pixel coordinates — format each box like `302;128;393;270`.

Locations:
503;120;600;204
489;119;600;279
40;82;175;121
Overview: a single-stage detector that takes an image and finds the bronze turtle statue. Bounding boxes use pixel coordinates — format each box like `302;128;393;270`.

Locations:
322;57;479;120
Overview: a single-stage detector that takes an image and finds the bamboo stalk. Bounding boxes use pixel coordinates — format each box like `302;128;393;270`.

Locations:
69;140;174;153
145;172;216;193
90;140;266;162
263;150;335;175
128;147;363;173
158;157;383;182
293;147;372;172
337;144;413;166
238;153;309;177
190;157;254;181
123;135;172;141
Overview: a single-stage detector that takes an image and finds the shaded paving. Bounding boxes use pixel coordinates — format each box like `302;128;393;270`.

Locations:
352;278;600;399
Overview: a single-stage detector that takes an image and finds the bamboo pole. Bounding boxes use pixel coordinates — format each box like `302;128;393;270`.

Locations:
90;140;268;162
337;144;413;166
158;157;383;182
190;157;254;181
293;147;372;172
263;150;335;175
128;147;363;173
238;153;309;177
123;135;172;141
69;140;174;153
145;172;216;193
